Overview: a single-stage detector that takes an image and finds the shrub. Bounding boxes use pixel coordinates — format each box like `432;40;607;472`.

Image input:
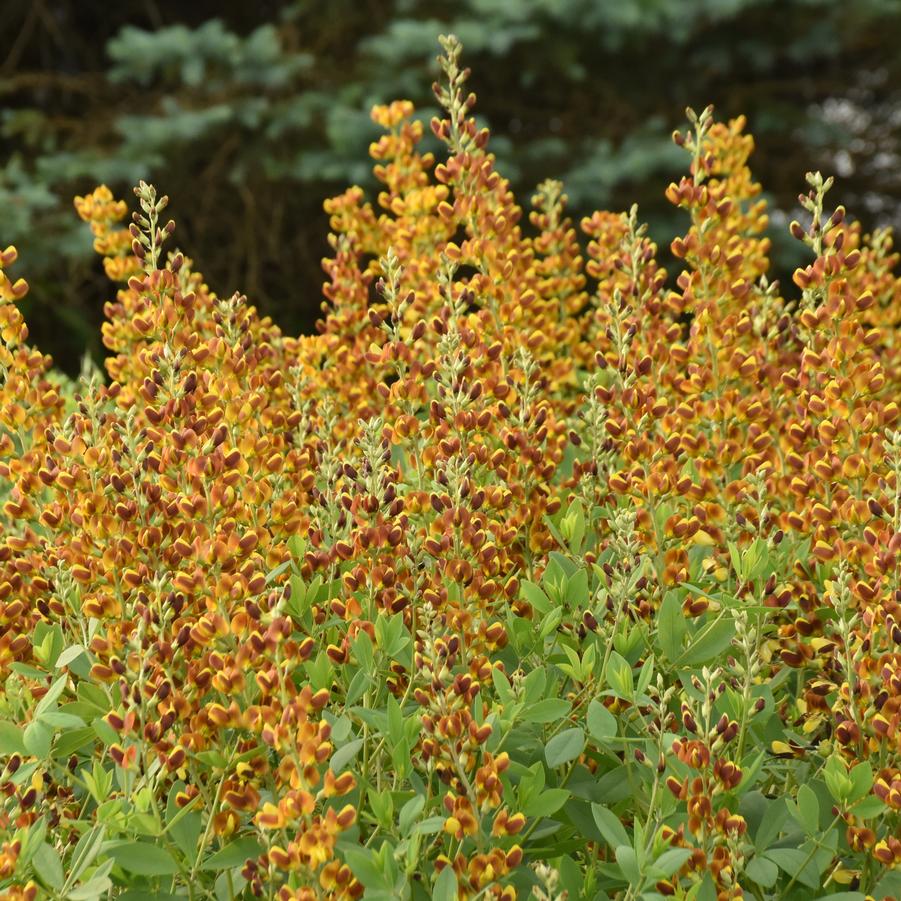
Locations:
1;32;901;901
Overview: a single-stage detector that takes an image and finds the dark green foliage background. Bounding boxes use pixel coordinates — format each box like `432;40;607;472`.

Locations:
2;0;900;372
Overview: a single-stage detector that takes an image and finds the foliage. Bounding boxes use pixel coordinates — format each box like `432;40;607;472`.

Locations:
3;31;901;901
4;0;901;371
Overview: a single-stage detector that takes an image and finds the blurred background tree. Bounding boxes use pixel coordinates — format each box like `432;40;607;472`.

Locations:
2;0;901;372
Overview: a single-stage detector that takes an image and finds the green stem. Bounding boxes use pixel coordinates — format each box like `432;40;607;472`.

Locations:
781;813;842;897
187;741;240;888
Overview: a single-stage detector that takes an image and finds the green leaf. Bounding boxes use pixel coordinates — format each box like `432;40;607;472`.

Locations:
55;727;95;758
167;808;202;862
591;804;629;849
391;737;411;780
285;571;308;618
387;695;404;746
538;607;563;638
522;698;571;723
796;783;819;834
343;846;390;891
764;848;821;889
23;720;52;759
824;754;854;802
727;541;743;580
107;842;179;876
587;699;617;743
848;761;873;802
10;663;48;679
676;615;735;666
593;766;633;804
287;534;306;560
200;836;263;871
433;865;457;901
850;795;885;819
20;816;47;865
656;590;686;661
414;816;446;836
0;721;26;755
545;727;585;768
77;683;109;714
369;788;394;826
561;499;586;555
752;797;788;851
653;847;692;877
353;707;388;733
521;580;551;615
635;656;654;695
522;788;570;818
565;567;589;609
35;623;64;669
398;795;425;836
67;874;114;901
266;560;292;585
735;747;766;794
345;669;369;706
522;667;547;703
330;738;364;772
90;715;118;747
195;749;229;769
56;644;87;669
491;667;514;706
67;825;105;885
66;859;115;900
557;854;582;901
351;632;374;673
41;711;86;729
744;856;778;888
165;785;201;861
35;674;68;716
604;651;633;699
614;845;641;884
33;841;64;890
696;872;718;901
874;870;901;899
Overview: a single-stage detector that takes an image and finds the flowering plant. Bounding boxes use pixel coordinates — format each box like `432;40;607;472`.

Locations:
0;34;900;901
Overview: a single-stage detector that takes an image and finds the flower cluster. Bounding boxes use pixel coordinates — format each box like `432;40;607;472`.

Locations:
3;33;901;901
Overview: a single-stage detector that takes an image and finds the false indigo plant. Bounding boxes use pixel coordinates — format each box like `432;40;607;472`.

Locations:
0;33;900;901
